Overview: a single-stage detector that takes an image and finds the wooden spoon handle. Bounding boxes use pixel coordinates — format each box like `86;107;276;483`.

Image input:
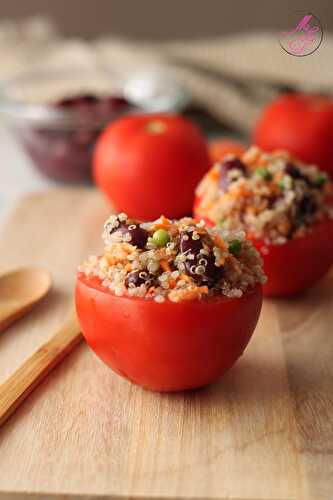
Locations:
0;311;82;427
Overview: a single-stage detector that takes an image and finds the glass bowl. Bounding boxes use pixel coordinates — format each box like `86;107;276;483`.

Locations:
0;67;189;183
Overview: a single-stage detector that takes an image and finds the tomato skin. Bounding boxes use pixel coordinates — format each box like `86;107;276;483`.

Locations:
254;93;333;175
209;139;246;164
75;274;262;392
194;201;333;296
93;114;210;220
251;217;333;296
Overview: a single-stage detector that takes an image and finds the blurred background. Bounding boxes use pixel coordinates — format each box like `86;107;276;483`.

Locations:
0;0;332;216
1;0;333;39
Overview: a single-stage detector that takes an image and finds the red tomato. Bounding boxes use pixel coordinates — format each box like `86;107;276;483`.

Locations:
254;93;333;175
209;139;246;164
75;274;262;392
251;217;333;296
194;201;333;296
93;114;210;220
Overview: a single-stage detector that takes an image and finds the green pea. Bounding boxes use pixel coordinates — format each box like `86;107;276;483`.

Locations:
228;239;242;257
152;228;170;247
314;174;327;188
255;167;272;181
278;179;286;191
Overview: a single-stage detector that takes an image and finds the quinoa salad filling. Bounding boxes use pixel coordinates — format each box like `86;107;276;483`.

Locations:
79;214;266;303
196;146;333;244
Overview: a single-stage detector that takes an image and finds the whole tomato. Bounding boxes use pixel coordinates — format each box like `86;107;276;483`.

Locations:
93;114;210;220
209;139;246;164
76;273;262;392
254;93;333;175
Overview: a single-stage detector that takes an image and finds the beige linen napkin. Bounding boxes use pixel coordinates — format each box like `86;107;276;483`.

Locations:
1;16;332;134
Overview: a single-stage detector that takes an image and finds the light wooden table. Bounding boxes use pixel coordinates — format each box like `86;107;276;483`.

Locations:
0;123;333;500
0;188;333;500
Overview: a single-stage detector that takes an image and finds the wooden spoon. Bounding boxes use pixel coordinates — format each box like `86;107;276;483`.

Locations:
0;309;82;427
0;268;52;333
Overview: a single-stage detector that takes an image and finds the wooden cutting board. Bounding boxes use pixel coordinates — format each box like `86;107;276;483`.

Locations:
0;188;332;500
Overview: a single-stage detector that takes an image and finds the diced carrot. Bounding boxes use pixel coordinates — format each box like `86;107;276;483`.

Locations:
245;206;257;215
147;286;156;297
179;274;193;283
161;215;170;225
151;215;172;231
257;158;268;166
169;279;176;289
239;188;252;198
213;233;226;251
258;200;269;211
208;169;220;181
277;221;291;235
160;260;171;272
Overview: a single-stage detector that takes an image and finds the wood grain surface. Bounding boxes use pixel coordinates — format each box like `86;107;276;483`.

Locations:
0;310;81;427
0;188;332;500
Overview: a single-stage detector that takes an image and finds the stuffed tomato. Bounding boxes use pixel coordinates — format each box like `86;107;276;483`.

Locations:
194;146;333;296
76;214;264;391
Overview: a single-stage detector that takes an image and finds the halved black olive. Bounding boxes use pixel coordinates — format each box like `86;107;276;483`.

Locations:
220;158;246;191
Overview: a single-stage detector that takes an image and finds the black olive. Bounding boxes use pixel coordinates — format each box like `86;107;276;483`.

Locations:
285;162;311;186
220;158;246;191
125;271;154;288
296;194;317;225
268;194;280;208
185;252;224;287
299;194;317;214
126;271;144;288
201;252;224;285
180;230;203;255
109;220;148;249
222;158;246;173
285;163;303;179
126;225;148;248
